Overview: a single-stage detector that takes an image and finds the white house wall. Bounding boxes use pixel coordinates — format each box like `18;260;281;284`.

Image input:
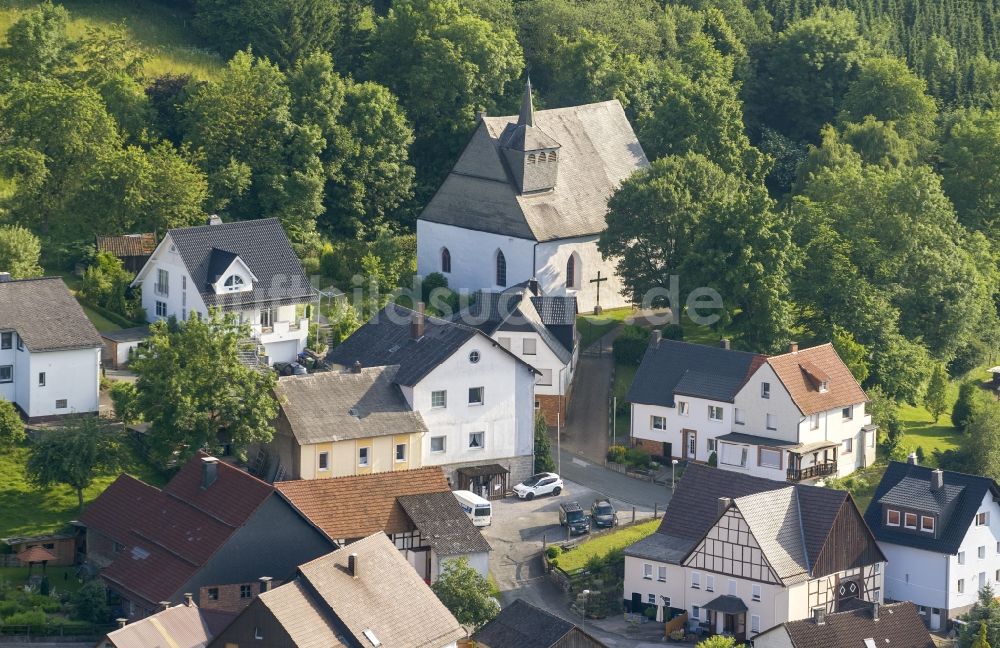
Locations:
0;338;99;418
138;235;209;323
630;396;731;462
733;364;802;443
416;221;535;296
414;336;533;471
492;329;570;397
879;543;948;610
534;236;628;311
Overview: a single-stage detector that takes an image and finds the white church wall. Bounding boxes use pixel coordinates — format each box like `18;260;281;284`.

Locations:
535;236;629;312
416;220;536;297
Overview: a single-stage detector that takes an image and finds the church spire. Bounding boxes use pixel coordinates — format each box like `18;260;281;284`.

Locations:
517;77;534;127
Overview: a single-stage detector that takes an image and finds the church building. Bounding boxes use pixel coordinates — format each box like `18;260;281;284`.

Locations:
416;81;649;313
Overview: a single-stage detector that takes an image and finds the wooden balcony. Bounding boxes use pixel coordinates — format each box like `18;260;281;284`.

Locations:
787;461;837;482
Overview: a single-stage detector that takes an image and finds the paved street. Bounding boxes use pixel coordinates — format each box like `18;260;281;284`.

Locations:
485;473;672;647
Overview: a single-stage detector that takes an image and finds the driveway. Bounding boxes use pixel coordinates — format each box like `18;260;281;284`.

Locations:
559;328;618;464
484;477;671;646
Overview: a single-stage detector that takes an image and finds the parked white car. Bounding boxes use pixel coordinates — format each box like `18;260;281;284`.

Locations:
513;472;564;500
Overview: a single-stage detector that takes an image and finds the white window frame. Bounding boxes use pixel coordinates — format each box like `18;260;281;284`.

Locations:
887;509;900;527
0;332;11;349
0;365;11;384
677;401;689;416
707;438;716;453
751;614;760;634
958;579;965;594
358;446;370;467
657;566;667;582
766;413;777;431
651;416;667;431
842;405;853;420
536;369;553;386
708;406;723;422
752;584;761;601
155;300;168;318
430;436;446;453
468;386;484;406
38;372;45;387
318;452;329;471
523;338;537;355
842;438;853;454
643;563;653;580
395;443;407;463
431;390;447;408
810;413;820;430
469;431;485;450
977;512;990;526
761;382;770;399
734;408;745;425
758;447;782;470
706;575;715;592
691;572;700;589
980;545;987;560
959;551;966;565
904;512;917;530
921;515;935;533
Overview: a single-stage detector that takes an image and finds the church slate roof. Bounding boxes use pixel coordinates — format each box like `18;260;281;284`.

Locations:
419;100;648;242
864;462;1000;555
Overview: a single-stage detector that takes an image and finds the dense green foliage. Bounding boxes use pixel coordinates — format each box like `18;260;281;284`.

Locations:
0;398;25;448
533;412;555;473
431;556;500;630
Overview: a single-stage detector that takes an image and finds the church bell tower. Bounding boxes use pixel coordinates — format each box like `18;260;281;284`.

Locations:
498;79;561;194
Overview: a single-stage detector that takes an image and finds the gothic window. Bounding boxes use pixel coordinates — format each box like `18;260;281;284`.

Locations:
566;254;575;289
527;153;536;165
496;250;507;286
441;248;451;273
548;151;557;162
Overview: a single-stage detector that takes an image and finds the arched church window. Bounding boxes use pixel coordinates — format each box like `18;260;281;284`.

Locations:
495;250;507;287
566;254;577;289
527;153;536;165
441;248;451;273
548;151;557;162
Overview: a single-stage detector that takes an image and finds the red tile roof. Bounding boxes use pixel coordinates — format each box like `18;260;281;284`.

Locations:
96;233;157;258
275;468;450;540
16;545;57;563
767;343;868;416
80;452;274;607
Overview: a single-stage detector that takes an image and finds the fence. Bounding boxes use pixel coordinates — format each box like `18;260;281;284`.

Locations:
0;623;116;641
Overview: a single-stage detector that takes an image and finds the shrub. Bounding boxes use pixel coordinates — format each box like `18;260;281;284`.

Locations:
38;578;49;597
624;447;651;468
707;451;717;467
73;580;109;624
546;545;562;560
670;629;686;641
612;325;650;366
4;609;46;626
0;397;25;447
949;340;988;379
953;380;988;430
661;323;684;340
607;445;627;463
643;605;657;619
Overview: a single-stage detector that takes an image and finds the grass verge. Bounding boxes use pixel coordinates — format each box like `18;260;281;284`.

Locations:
577;308;633;350
556;519;659;574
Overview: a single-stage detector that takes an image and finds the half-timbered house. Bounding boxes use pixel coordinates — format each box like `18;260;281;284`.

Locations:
624;464;885;640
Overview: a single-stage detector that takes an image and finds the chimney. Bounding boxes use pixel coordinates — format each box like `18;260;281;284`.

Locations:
184;593;194;607
259;576;273;593
207;214;223;226
0;272;10;283
719;339;731;350
907;452;918;466
159;601;171;612
411;302;425;340
789;341;799;353
527;278;540;296
872;601;880;621
348;553;360;579
116;618;128;629
475;110;487;123
650;330;662;347
814;608;826;625
717;496;732;516
931;469;944;492
201;456;219;489
352;360;362;374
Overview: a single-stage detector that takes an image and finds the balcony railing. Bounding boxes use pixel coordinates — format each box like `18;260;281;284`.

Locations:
788;462;837;482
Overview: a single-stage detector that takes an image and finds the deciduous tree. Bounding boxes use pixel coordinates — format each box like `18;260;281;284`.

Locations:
0;225;43;279
0;398;25;448
924;364;950;422
534;412;555;473
431;557;500;630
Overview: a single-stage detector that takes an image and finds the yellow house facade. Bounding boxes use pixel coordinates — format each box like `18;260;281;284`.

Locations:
266;365;429;481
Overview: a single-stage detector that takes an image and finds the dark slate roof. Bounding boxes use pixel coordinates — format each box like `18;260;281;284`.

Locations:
627;339;766;407
0;277;103;351
396;492;492;556
205;248;240;284
456;290;574;363
473;599;603;648
419;101;648;242
626;464;849;572
716;432;801;449
531;295;577;325
864;462;1000;554
329;303;536;387
161;218;312;308
762;602;935;648
703;595;747;613
100;326;150;343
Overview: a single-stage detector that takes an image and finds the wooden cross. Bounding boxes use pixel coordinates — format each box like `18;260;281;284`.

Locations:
590;270;608;314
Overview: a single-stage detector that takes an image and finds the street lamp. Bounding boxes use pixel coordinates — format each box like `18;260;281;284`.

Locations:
581;589;590;628
671;459;679;491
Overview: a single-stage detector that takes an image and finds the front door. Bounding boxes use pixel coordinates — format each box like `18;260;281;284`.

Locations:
684;430;697;460
930;608;941;630
663;442;672;460
631;592;642;613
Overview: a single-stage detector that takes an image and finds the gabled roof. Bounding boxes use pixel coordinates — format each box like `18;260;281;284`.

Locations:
530;295;577;326
0;277;103;352
296;533;467;647
103;602;235;648
767;344;867;415
96;233;157;258
255;580;347;648
864;462;1000;554
626;464;880;579
396;492;491;556
275;468;451;540
473;598;605;648
457;289;574;363
327;303;536;387
135;218;312;308
627;339;766;407
419;100;648;242
758;602;935;648
80;453;275;605
274;366;427;445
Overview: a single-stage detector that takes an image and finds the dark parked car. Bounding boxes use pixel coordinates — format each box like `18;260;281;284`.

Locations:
559;501;591;535
591;499;617;528
274;361;308;376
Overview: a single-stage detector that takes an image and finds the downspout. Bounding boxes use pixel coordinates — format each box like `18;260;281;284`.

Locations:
944;553;950;621
533;242;539;285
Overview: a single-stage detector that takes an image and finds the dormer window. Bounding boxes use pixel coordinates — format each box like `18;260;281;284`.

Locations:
527;153;536;164
887;509;900;526
819;380;829;392
224;275;245;291
904;512;917;529
921;516;935;533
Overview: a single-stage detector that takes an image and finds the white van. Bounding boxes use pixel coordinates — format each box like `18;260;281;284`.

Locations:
453;490;492;527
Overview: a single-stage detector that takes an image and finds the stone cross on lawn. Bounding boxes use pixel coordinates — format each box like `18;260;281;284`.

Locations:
590;270;608;315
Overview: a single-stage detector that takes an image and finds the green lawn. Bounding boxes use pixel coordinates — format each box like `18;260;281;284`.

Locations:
556;519;659;574
577;307;634;350
0;442;168;538
0;0;222;80
79;304;122;332
612;363;636;445
0;566;84;595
